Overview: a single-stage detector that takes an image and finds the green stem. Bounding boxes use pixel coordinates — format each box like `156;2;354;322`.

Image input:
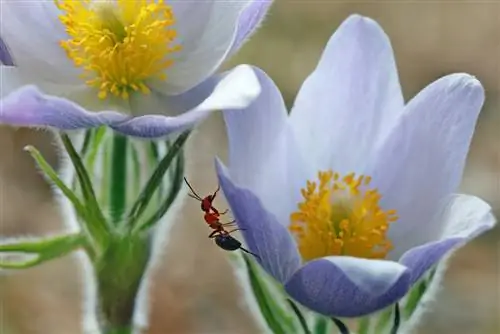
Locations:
96;234;150;331
110;134;128;224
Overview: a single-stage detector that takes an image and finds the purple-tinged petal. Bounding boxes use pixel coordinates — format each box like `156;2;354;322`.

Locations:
229;0;273;54
400;194;495;284
0;65;260;138
1;1;81;84
0;37;14;66
160;1;251;95
130;74;220;118
216;159;301;283
368;74;485;258
223;66;287;191
222;66;307;228
0;85;126;128
289;14;404;176
1;66;24;99
285;257;411;317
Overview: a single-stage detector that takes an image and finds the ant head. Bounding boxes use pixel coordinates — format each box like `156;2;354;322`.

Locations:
201;196;213;211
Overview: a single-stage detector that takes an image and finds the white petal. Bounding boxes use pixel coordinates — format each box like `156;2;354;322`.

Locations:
289;14;404;175
367;74;485;257
156;0;251;95
223;67;305;226
1;66;24;99
0;66;101;112
438;194;495;241
1;2;81;84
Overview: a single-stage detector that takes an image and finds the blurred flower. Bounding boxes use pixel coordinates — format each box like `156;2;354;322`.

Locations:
215;15;496;317
0;0;271;137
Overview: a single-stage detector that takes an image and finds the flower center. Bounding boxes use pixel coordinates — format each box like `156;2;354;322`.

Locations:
56;0;180;100
289;171;398;262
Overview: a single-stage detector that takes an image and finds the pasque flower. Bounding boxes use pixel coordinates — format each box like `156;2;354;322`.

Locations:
215;15;496;317
0;0;271;137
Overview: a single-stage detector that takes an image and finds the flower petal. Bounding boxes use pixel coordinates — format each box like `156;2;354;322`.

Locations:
229;0;273;54
0;85;127;129
1;1;80;84
368;74;485;258
130;75;220;117
285;257;411;317
158;1;251;95
0;65;260;138
223;67;287;189
0;37;14;66
216;159;301;283
1;66;24;99
1;66;90;105
223;66;306;227
399;194;496;284
115;65;261;137
289;14;404;175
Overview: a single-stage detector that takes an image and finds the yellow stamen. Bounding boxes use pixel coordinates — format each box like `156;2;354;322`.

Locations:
289;171;398;262
55;0;180;100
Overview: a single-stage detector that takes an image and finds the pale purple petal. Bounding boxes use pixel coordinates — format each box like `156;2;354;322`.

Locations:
1;66;24;99
285;257;411;317
289;14;404;176
223;66;307;227
229;0;273;54
0;85;127;128
399;194;496;284
223;66;287;191
1;1;80;84
0;65;261;138
368;74;485;258
130;74;220;118
160;0;251;95
216;159;301;283
0;37;14;66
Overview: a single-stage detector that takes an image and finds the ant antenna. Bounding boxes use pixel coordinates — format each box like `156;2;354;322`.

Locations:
184;177;203;201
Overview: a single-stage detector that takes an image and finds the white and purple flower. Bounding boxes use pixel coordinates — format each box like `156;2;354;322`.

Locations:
215;15;496;317
0;0;272;138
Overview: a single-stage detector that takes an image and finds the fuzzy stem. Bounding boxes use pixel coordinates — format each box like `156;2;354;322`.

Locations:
95;233;150;332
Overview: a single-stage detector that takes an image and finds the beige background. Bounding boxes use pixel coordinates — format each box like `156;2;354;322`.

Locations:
1;1;499;333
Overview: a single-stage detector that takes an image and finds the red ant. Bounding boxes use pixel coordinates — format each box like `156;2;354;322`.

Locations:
184;177;259;259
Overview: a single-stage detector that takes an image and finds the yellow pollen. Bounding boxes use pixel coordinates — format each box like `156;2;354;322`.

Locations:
55;0;180;100
289;171;398;262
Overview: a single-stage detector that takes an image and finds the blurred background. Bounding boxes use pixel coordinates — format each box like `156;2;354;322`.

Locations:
1;1;499;333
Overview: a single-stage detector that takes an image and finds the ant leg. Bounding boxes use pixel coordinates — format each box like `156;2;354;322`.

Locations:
208;230;219;239
221;220;237;226
226;228;246;234
240;247;260;259
219;209;229;215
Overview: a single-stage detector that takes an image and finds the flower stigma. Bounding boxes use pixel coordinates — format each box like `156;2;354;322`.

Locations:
289;171;398;262
56;0;180;100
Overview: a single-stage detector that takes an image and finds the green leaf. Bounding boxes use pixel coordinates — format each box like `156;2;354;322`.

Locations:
109;134;128;224
135;151;184;233
390;303;401;334
243;254;295;334
313;316;330;334
85;126;108;171
24;145;86;219
287;299;311;334
0;233;86;269
374;307;393;333
60;134;110;250
357;317;371;334
403;278;427;318
331;318;350;334
127;131;190;229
